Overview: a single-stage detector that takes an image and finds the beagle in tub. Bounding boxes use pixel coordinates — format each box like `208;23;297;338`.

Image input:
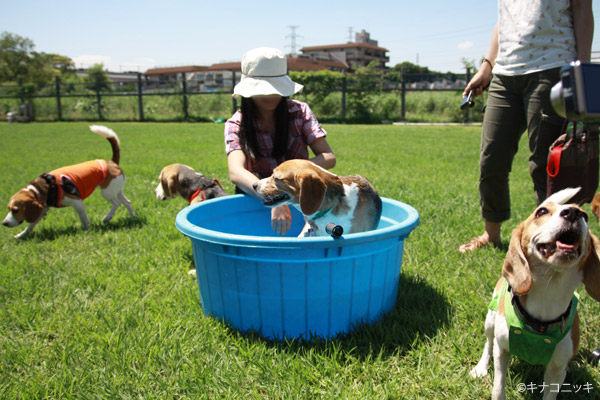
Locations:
3;125;135;239
253;159;382;237
470;188;600;400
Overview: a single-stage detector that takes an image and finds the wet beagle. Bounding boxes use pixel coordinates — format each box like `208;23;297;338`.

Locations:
3;125;135;239
470;188;600;400
155;164;227;204
253;159;382;237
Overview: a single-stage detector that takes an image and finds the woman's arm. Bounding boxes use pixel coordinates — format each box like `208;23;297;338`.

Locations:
309;137;336;170
227;149;260;198
227;149;292;235
572;0;594;62
463;23;498;97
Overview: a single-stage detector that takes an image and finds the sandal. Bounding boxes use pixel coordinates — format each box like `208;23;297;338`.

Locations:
459;236;500;253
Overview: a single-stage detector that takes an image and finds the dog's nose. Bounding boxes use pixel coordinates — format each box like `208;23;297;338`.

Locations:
252;182;259;191
560;207;586;223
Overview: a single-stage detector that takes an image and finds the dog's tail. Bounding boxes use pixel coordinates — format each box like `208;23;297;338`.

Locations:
89;125;120;164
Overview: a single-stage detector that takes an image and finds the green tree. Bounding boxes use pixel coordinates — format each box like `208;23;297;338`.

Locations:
0;31;34;83
289;70;343;103
84;64;112;92
0;31;76;86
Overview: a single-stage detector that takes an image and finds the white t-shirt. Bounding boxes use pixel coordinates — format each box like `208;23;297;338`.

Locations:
494;0;577;76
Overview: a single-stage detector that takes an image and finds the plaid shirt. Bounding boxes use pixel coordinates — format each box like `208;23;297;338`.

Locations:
225;99;327;178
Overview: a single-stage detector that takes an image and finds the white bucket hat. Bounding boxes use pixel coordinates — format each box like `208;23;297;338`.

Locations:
233;47;303;98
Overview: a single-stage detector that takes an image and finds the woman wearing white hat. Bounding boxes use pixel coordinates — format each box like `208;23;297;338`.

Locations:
225;47;336;236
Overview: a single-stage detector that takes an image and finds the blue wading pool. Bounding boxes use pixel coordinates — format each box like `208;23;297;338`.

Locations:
176;194;419;340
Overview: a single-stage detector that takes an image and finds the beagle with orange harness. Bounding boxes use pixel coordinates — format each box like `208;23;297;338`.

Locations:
3;126;135;239
155;164;227;205
470;188;600;400
253;159;382;237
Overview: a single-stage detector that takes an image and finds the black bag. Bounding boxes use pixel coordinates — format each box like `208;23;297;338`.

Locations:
547;121;599;205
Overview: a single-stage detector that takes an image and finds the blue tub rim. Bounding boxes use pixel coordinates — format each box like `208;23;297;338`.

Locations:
175;194;419;248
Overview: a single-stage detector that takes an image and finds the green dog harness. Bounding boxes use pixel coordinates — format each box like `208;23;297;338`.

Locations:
488;279;579;366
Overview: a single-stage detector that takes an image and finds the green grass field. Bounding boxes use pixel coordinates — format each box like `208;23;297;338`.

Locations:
1;122;599;399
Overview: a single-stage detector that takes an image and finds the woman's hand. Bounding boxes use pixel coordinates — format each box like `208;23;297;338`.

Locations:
271;205;292;236
463;66;492;98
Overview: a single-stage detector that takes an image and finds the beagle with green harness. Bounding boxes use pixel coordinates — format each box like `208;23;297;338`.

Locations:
470;188;600;400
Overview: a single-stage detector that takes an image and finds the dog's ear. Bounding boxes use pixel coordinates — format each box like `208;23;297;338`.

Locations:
24;195;43;223
583;231;600;302
297;170;326;215
502;223;532;295
163;172;178;197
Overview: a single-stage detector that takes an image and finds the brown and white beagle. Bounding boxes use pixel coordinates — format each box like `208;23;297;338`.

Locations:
155;164;227;205
3;125;134;239
253;159;382;237
470;188;600;400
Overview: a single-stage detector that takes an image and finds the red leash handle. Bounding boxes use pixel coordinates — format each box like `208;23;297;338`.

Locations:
547;145;563;178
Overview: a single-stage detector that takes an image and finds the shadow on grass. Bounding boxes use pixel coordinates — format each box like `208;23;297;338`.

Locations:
225;273;450;361
18;215;146;241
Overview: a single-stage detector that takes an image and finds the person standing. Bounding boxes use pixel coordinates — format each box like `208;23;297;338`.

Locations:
460;0;594;252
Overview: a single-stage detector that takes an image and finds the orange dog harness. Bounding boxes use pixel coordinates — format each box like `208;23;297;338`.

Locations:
50;160;108;206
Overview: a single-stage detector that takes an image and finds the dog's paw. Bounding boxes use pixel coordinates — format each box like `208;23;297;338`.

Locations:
14;231;29;239
469;364;488;379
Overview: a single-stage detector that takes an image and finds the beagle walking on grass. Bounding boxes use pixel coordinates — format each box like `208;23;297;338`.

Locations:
3;125;134;239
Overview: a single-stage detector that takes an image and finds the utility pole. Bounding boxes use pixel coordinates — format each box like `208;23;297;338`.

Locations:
287;25;301;57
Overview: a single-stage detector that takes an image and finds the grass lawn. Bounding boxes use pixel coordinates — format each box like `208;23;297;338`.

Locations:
1;122;599;399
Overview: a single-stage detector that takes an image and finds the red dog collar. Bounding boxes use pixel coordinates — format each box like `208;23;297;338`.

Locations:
189;179;224;204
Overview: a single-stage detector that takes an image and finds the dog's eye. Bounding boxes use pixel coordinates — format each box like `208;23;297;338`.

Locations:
535;207;549;218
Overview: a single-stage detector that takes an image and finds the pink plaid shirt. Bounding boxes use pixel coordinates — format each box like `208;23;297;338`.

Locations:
225;99;327;178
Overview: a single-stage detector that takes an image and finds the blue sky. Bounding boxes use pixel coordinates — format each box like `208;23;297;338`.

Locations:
1;0;599;73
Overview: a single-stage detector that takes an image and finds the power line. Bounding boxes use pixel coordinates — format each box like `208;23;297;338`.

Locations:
347;27;354;42
286;26;302;57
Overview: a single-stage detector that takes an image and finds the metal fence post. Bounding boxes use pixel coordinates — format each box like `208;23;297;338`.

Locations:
401;79;406;121
464;67;471;122
55;76;62;121
93;75;103;120
181;72;189;121
341;74;346;123
18;78;24;104
137;73;144;122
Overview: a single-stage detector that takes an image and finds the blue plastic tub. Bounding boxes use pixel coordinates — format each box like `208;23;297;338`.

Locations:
176;194;419;340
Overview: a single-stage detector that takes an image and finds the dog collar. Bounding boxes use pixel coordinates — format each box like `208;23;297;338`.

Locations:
508;284;577;334
26;185;42;201
189;179;224;204
311;207;332;221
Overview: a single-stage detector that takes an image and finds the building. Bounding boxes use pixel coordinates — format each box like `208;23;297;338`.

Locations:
299;30;389;70
143;57;348;92
144;65;208;90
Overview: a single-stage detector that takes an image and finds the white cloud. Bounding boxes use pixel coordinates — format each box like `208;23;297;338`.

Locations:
457;41;473;50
